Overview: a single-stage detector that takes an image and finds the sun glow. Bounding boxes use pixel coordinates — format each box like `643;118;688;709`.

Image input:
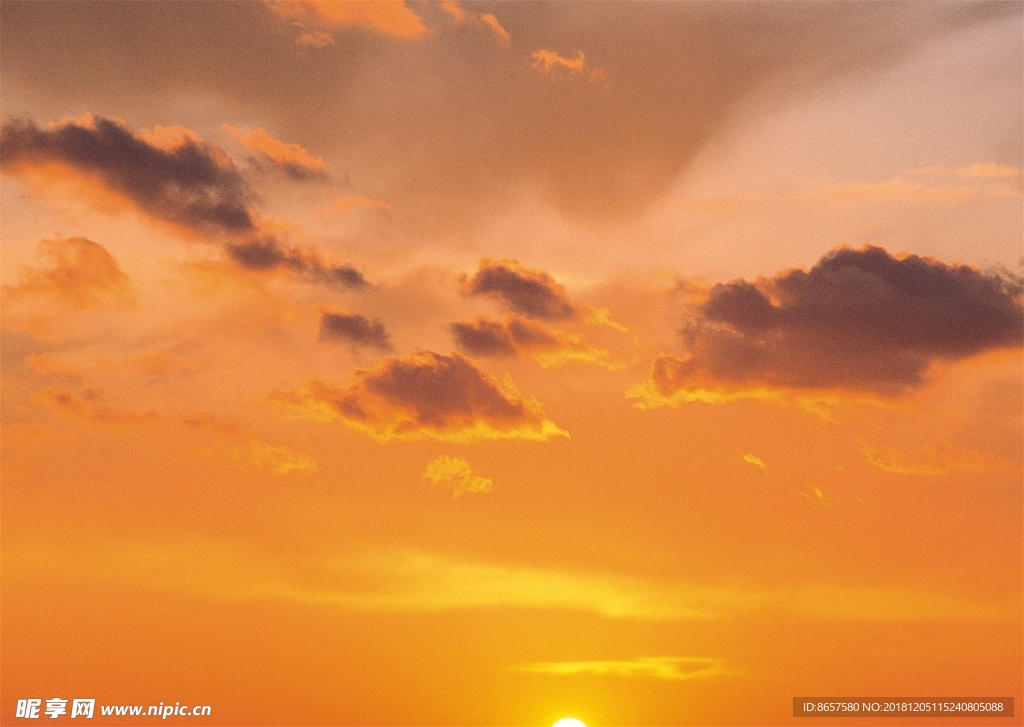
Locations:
552;719;588;727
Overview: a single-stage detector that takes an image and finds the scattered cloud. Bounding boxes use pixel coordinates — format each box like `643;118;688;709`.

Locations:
26;348;198;385
741;454;768;471
858;441;1006;476
462;259;576;320
423;455;493;498
451;315;621;369
32;386;158;425
247;440;318;475
2;237;134;311
801;484;834;507
223;125;328;180
267;0;427;46
225;238;368;288
1;115;365;288
272;351;568;442
632;246;1023;401
318;311;392;350
515;656;731;681
440;1;510;44
531;49;608;87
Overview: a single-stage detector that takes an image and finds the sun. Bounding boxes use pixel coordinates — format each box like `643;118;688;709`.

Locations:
552;719;587;727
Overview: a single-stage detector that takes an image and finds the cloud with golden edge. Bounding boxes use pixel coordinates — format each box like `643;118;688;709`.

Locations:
5;542;1014;623
2;237;134;311
462;259;577;320
451;315;622;369
630;245;1023;405
515;656;732;681
267;0;427;46
223;125;328;180
272;351;568;442
858;441;1006;476
423;455;493;498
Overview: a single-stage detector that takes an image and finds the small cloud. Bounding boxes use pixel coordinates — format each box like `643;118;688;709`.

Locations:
440;1;510;44
741;454;768;471
515;656;731;681
319;311;392;350
451;315;621;369
32;386;158;425
587;307;629;333
271;351;568;442
531;49;608;87
858;441;1002;476
801;484;834;507
247;440;318;475
223;125;328;180
226;237;368;289
422;455;493;498
462;259;576;320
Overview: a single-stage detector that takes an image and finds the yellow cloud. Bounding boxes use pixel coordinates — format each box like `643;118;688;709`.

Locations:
515;656;732;681
247;441;318;475
4;543;1014;623
272;351;569;443
423;455;493;498
858;441;1005;476
741;454;768;471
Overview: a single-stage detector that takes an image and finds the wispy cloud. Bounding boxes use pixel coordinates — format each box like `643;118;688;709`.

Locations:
515;656;732;681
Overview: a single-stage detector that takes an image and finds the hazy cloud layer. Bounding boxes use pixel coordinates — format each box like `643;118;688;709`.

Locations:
273;351;568;442
2;237;133;310
463;260;576;320
1;3;1014;231
319;311;392;350
646;246;1023;397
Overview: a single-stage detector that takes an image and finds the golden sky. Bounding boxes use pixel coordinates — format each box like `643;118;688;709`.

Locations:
1;2;1022;725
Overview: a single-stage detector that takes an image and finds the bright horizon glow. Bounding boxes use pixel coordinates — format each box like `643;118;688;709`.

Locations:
553;719;588;727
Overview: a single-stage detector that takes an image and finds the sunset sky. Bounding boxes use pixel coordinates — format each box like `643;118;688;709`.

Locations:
1;2;1022;725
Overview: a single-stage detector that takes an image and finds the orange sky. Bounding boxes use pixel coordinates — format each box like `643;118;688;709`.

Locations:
1;2;1022;726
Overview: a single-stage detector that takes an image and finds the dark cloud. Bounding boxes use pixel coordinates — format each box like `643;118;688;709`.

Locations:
463;260;576;320
451;316;562;357
1;115;366;288
273;351;567;441
0;115;256;235
319;311;392;350
652;245;1024;396
225;239;368;289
